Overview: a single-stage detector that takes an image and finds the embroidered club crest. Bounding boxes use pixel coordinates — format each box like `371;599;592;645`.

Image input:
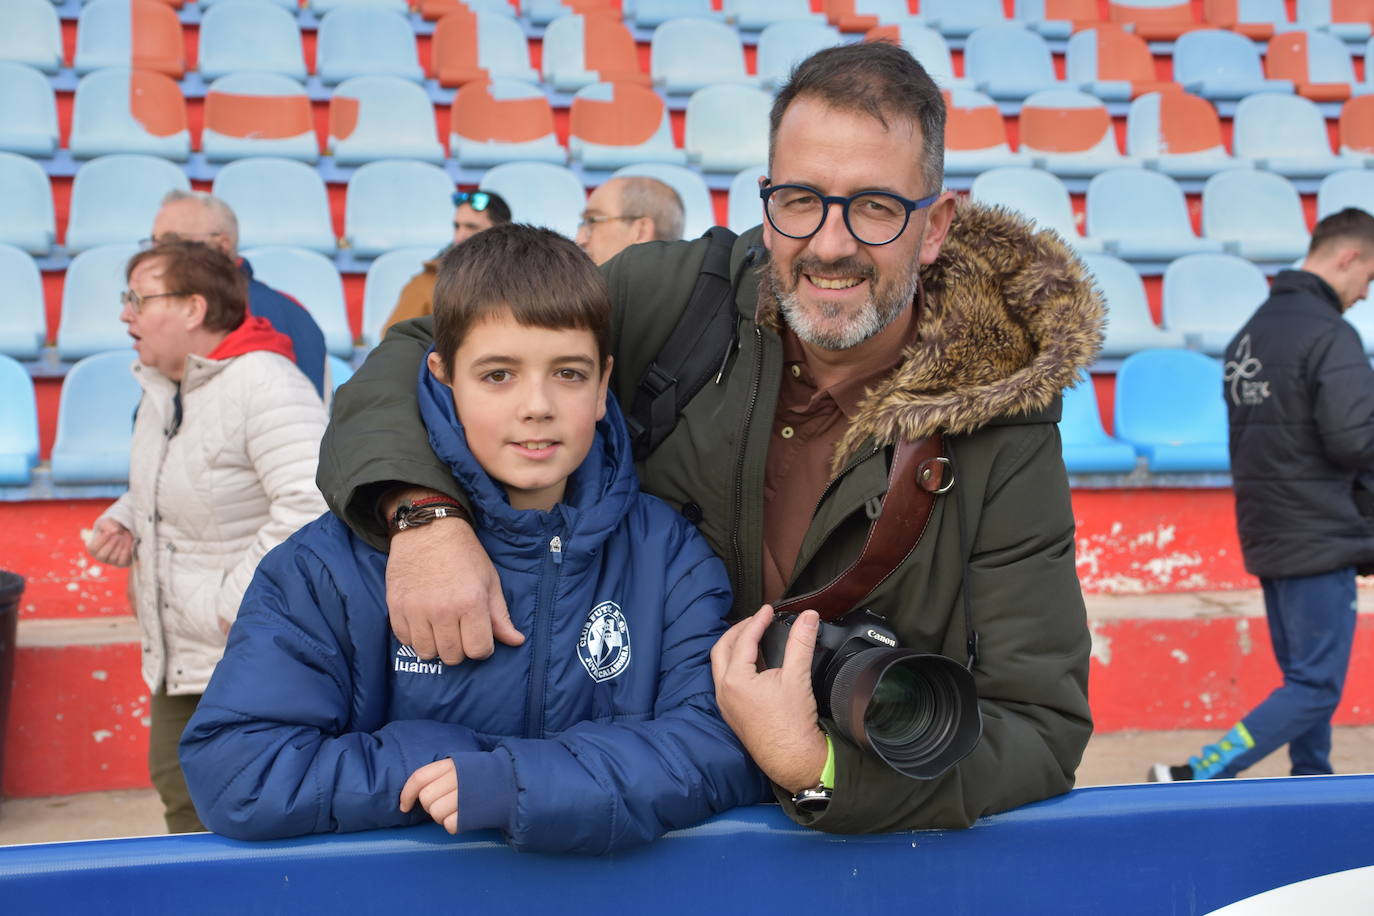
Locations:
578;601;631;683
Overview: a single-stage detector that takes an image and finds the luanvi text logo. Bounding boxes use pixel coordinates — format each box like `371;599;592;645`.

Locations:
394;644;443;676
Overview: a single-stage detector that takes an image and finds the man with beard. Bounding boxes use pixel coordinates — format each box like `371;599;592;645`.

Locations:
317;41;1102;833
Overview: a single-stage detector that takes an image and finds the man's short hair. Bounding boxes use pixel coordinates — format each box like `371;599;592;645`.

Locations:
158;189;240;250
1309;207;1374;256
432;224;612;376
617;177;684;242
455;190;513;225
768;40;946;197
127;240;248;333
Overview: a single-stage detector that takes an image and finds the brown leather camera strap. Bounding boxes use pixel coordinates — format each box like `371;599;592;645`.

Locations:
772;434;951;623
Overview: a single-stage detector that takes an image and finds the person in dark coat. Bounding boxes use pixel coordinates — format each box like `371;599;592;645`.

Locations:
1152;207;1374;782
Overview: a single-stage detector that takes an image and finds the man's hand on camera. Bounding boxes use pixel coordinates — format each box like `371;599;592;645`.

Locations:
385;489;524;664
711;604;829;794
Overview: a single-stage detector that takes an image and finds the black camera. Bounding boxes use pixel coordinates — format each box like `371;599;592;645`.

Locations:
759;609;981;780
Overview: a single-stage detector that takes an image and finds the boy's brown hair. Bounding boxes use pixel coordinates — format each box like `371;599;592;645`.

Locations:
431;223;612;376
126;240;247;333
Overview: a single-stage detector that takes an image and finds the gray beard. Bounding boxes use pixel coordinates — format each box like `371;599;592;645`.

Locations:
772;260;920;351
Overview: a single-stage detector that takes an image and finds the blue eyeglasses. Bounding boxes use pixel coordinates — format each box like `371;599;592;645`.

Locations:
452;191;493;212
760;180;940;246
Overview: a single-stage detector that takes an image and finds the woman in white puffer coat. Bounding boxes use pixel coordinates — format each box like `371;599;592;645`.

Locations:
85;240;328;833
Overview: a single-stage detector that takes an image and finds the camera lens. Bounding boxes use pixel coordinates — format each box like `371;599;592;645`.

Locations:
828;649;981;780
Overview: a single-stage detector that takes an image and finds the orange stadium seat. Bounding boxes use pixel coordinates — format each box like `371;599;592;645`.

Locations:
1125;90;1251;177
569;81;686;168
450;78;566;167
1264;30;1358;101
822;0;910;33
1019;88;1131;177
1107;0;1204;40
1339;95;1374;157
74;0;185;80
1015;0;1111;39
541;13;649;92
69;68;189;161
430;8;538;88
1296;0;1374;41
202;73;318;163
943;88;1027;177
1200;0;1292;39
1065;27;1180;101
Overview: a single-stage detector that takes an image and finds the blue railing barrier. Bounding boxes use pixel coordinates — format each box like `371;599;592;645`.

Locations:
2;776;1372;915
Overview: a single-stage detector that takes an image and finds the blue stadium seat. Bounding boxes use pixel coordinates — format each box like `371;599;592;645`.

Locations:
1172;29;1294;100
327;354;354;393
1162;252;1269;355
1217;0;1294;35
862;22;972;91
201;0;299;9
1;0;63;74
1201;169;1310;262
212;158;337;254
310;0;409;14
1113;348;1229;472
540;14;647;92
634;0;717;28
522;0;583;27
451;78;567;168
1125;91;1253;180
241;246;354;358
197;0;307;82
685;84;772;173
651;18;754;94
344;160;454;257
0;244;47;360
1079;252;1187;357
57;244;140;360
0;354;40;486
328;76;445;165
1295;0;1372;42
65;155;189;254
0;152;55;256
1059;373;1139;473
612;163;715;239
921;0;1009;38
0;62;59;158
202;72;319;163
755;19;843;90
1018;88;1132;177
1232;93;1369;178
1086;168;1225;261
727;165;767;234
430;10;538;87
726;0;826;31
968;166;1103;251
69;68;191;161
316;7;424;85
75;0;185;79
568;81;684;169
50;349;142;485
963;23;1061;101
361;246;433;348
479;162;587;239
1317;169;1374;219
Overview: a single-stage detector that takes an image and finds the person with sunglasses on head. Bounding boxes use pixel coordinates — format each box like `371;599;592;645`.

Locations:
382;190;513;335
84;241;328;834
320;41;1103;835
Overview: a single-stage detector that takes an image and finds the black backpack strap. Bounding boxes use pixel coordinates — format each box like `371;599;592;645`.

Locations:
628;226;748;461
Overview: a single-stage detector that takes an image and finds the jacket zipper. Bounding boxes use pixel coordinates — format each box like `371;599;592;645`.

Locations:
730;327;764;606
523;533;564;739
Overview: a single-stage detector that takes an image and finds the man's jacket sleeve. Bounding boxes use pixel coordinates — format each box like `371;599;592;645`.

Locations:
1310;324;1374;470
317;317;452;552
179;539;483;840
453;524;768;854
788;424;1093;833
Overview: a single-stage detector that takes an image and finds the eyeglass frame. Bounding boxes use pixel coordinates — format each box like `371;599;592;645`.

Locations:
576;213;644;231
758;179;941;247
120;289;191;314
452;191;494;212
138;231;228;250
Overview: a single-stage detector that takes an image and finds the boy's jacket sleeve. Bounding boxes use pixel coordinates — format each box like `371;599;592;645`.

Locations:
179;540;484;840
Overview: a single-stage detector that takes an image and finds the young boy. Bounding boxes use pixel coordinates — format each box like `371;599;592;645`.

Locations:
180;225;765;854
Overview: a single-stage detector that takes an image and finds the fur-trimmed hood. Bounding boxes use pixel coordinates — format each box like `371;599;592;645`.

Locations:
752;200;1105;468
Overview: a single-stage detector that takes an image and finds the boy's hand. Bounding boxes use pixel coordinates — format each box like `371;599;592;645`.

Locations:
86;517;134;568
384;489;525;665
399;759;459;834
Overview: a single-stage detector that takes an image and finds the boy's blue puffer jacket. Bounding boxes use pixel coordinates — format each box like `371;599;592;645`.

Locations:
180;362;766;853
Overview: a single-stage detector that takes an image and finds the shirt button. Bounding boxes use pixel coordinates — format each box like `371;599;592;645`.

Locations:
790;364;801;378
780;426;795;439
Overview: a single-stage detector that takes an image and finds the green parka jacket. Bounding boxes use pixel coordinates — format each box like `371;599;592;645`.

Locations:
318;201;1104;835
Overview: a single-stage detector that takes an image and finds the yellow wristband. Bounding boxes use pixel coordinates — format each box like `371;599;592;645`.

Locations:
819;733;836;790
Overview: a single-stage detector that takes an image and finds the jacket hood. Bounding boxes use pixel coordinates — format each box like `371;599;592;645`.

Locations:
748;200;1105;467
416;350;638;552
207;316;297;363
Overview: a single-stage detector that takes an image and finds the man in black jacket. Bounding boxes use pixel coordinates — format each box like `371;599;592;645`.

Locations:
1152;207;1374;782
